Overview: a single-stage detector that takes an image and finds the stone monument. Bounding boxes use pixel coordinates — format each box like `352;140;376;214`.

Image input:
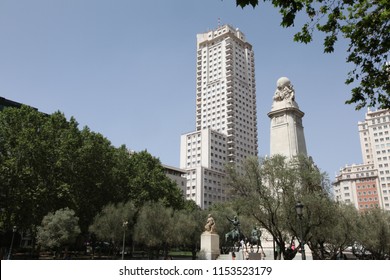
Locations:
199;214;220;260
268;77;307;158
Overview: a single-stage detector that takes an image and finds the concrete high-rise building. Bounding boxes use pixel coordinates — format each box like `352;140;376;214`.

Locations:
180;25;258;209
334;108;390;211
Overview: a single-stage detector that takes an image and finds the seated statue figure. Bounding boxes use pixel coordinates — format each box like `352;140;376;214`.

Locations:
205;214;216;233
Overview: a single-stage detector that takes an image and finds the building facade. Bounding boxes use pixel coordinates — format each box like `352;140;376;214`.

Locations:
333;163;381;210
162;164;187;198
333;108;390;211
180;25;258;208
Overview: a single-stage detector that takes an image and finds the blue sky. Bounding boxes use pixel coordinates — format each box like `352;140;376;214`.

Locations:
0;0;367;179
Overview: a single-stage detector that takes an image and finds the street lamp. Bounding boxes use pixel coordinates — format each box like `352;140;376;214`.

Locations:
7;226;17;260
122;221;128;260
295;202;306;260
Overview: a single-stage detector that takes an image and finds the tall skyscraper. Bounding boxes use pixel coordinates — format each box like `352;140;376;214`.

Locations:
333;108;390;211
180;25;258;209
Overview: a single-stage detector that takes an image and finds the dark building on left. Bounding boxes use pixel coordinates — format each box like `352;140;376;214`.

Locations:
0;96;39;111
1;96;23;110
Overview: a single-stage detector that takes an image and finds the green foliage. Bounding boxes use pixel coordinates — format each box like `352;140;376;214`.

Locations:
36;208;80;250
184;199;201;212
69;127;119;232
127;151;185;210
304;200;358;259
206;201;258;251
235;0;390;110
228;155;357;259
132;201;203;259
356;208;390;259
226;155;296;252
133;202;176;258
173;208;200;247
226;154;347;259
111;145;134;202
89;201;136;246
0;107;79;232
174;201;204;258
0;106;185;248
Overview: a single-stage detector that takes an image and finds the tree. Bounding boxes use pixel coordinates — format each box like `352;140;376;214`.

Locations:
0;107;80;237
89;201;136;257
69;127;119;233
127;151;185;210
226;155;297;259
287;155;358;259
235;0;390;110
226;155;345;259
356;208;390;259
303;201;359;259
176;200;204;259
0;106;45;232
0;106;190;260
133;202;177;259
110;145;134;203
36;208;80;258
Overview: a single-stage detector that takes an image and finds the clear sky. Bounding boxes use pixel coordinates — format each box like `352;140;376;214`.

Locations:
0;0;368;179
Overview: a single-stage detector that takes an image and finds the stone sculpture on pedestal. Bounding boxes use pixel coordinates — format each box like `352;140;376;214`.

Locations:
273;77;295;103
204;214;216;233
200;214;220;260
268;77;307;158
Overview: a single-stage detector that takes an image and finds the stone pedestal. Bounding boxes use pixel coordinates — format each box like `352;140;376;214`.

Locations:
268;78;307;158
200;232;220;260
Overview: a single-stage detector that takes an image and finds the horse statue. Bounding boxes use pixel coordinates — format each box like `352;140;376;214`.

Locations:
249;226;265;256
225;215;244;251
225;228;241;244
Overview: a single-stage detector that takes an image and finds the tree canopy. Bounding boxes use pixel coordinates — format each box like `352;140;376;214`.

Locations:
226;154;354;259
89;201;136;248
0;106;185;249
235;0;390;110
36;208;80;252
356;208;390;259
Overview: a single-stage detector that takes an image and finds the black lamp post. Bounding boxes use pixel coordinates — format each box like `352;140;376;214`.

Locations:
7;226;17;260
122;221;128;260
295;202;306;260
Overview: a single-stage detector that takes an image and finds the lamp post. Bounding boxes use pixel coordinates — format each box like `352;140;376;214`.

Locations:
7;226;17;260
295;202;306;260
122;221;128;260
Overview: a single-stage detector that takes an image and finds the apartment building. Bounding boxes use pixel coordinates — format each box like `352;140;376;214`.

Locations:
180;25;258;208
334;108;390;211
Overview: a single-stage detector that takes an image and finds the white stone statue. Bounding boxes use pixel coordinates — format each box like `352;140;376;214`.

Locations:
204;214;216;233
273;77;295;102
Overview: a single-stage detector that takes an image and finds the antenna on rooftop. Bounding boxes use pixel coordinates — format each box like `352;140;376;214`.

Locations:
218;17;221;28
